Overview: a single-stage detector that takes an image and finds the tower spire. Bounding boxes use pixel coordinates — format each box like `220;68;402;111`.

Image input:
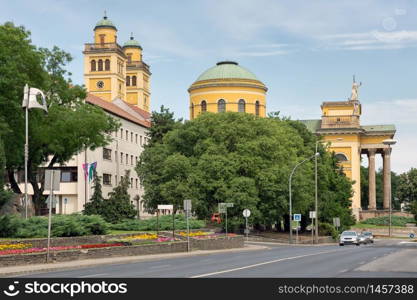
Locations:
104;10;107;19
130;32;134;40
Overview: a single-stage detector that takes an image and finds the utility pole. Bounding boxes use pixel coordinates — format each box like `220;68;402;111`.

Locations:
315;141;319;243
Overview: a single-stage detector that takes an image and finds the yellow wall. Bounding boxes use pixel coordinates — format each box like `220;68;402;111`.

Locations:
361;135;392;144
94;28;117;44
189;84;266;119
124;47;142;61
322;105;354;116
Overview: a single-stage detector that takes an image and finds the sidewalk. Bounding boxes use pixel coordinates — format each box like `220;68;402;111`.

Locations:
0;244;268;277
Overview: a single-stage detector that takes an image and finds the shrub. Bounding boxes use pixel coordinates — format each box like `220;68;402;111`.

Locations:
110;214;206;231
361;216;415;227
0;214;20;237
318;222;338;239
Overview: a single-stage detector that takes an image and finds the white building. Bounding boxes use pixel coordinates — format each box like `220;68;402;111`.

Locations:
18;94;152;218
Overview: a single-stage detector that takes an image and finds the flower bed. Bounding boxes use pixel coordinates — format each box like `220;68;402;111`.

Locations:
124;233;158;240
177;231;237;239
0;243;32;251
0;243;124;256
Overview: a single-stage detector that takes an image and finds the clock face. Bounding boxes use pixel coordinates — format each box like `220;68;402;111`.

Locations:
97;81;104;89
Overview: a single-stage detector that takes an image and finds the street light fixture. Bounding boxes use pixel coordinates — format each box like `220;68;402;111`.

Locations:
382;139;396;238
289;152;320;244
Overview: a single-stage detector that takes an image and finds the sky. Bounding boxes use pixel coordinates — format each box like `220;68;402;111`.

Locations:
1;0;417;173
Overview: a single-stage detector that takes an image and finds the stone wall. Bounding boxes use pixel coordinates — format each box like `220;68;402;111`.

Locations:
0;236;244;267
359;210;414;221
351;227;417;237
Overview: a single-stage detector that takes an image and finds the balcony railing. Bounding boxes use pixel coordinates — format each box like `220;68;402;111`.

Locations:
126;60;150;72
321;115;360;129
84;42;124;53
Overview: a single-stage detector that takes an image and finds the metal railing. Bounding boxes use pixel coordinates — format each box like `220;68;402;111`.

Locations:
84;42;124;53
321;115;360;128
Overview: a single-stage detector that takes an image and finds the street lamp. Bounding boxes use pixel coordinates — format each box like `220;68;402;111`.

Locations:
382;138;396;238
289;152;320;244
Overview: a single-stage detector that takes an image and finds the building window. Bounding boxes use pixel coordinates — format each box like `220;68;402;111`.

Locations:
335;153;349;162
132;76;137;86
140;135;143;146
218;99;226;113
127;54;132;64
201;100;207;113
130;178;133;188
120;152;123;164
135;156;138;164
103;173;112;186
126;153;128;163
126;130;128;140
135;134;138;144
255;101;260;116
191;103;194;119
60;167;77;182
131;155;133;165
126;76;130;86
91;60;96;71
98;59;103;71
120;128;123;139
105;59;110;71
238;99;245;113
115;151;118;162
115;175;118;185
103;148;112;160
135;178;138;189
99;34;105;45
131;132;133;142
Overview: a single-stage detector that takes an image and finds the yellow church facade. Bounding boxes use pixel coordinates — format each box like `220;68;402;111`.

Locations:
83;14;151;112
302;83;396;219
188;61;267;119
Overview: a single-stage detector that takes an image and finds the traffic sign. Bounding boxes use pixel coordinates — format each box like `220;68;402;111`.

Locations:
183;199;192;211
293;214;301;222
309;211;316;219
333;217;340;227
243;209;251;218
410;233;415;239
45;169;61;191
158;204;173;210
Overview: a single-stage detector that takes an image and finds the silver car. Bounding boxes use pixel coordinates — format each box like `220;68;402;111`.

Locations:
362;231;374;243
339;231;360;246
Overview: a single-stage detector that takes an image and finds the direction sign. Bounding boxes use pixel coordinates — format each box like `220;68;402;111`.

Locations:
157;204;173;210
45;170;61;191
293;214;302;222
183;199;192;211
243;209;251;218
309;211;316;219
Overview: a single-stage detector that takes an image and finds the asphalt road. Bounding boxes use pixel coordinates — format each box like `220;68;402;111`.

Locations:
22;239;417;278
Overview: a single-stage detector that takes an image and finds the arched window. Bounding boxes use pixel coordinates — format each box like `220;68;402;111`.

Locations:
238;99;245;113
126;76;131;86
98;59;103;71
335;153;348;162
132;76;137;86
91;60;96;71
191;103;194;119
201;100;207;112
255;100;260;116
105;59;110;71
218;99;226;113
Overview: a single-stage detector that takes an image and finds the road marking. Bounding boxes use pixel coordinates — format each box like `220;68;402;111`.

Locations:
79;273;107;278
190;249;344;278
149;264;171;269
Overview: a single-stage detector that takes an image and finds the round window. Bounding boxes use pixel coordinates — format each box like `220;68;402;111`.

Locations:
97;81;104;89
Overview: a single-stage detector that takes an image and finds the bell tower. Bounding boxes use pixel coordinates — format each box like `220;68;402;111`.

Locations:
123;33;151;112
83;12;126;101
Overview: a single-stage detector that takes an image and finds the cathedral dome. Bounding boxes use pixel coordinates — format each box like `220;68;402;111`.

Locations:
195;61;260;82
94;15;117;30
123;36;142;49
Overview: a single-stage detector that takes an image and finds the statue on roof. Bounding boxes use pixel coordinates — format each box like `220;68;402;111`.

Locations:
350;75;362;101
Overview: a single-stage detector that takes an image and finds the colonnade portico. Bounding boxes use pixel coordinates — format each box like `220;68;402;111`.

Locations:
363;146;392;210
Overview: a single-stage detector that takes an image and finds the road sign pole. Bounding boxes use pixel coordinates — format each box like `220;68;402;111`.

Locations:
172;207;175;239
311;218;314;245
187;210;190;252
157;210;159;235
46;171;53;263
245;217;248;241
225;208;228;237
296;221;299;244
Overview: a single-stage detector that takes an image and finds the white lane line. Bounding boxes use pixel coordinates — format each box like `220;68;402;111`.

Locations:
190;249;344;278
149;264;171;269
79;273;108;278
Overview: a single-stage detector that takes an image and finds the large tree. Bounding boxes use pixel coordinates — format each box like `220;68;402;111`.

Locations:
397;168;417;219
0;22;119;214
137;112;354;231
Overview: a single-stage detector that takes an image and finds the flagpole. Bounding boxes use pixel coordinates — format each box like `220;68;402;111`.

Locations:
24;85;29;219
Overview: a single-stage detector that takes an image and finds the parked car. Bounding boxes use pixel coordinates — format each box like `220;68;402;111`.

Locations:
357;234;369;245
362;231;374;243
339;231;360;246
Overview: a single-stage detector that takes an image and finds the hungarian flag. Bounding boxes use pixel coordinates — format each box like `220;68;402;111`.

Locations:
22;84;48;112
82;162;97;182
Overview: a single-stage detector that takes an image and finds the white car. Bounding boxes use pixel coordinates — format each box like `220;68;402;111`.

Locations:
339;231;360;246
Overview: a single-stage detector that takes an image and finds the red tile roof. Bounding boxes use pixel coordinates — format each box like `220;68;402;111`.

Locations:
126;103;151;120
86;94;151;128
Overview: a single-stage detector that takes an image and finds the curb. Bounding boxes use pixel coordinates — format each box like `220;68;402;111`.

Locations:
1;244;268;277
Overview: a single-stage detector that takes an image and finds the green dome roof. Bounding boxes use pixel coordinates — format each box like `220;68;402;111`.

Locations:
123;36;142;49
94;16;117;30
195;61;260;82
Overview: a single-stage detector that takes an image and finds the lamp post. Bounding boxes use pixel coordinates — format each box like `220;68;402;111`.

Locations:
315;141;319;244
382;139;396;238
289;152;320;244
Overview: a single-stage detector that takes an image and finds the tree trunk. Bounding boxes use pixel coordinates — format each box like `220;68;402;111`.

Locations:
7;169;21;194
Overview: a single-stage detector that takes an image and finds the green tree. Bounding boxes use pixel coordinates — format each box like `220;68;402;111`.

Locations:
137;112;354;232
397;168;417;219
100;170;137;223
83;171;104;215
146;105;182;146
0;22;119;214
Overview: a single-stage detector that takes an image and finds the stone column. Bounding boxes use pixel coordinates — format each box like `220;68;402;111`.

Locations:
367;149;377;210
383;148;391;210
